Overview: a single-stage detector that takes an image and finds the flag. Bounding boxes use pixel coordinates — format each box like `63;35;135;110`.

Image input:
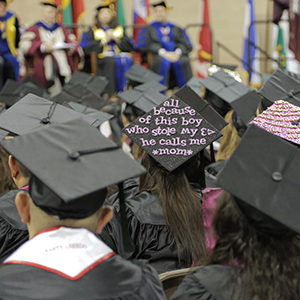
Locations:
62;0;73;26
112;0;126;26
289;0;300;61
196;0;212;78
273;0;289;24
276;25;287;68
71;0;85;39
133;0;150;42
242;0;261;86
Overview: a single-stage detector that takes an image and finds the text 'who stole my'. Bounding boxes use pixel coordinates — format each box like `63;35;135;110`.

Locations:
123;97;222;172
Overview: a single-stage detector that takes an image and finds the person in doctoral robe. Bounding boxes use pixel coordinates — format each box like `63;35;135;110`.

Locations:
0;0;20;89
19;1;81;88
0;119;166;300
136;1;193;89
80;0;134;95
0;151;30;263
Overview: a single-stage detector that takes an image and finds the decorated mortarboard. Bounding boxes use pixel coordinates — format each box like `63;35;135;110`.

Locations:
186;77;203;95
1;119;146;220
67;71;109;96
251;100;300;146
125;64;163;84
67;101;113;125
52;85;109;110
216;124;300;235
123;85;227;172
40;0;58;8
230;90;262;136
119;87;167;114
258;68;300;110
0;79;49;107
0;94;100;136
201;69;251;117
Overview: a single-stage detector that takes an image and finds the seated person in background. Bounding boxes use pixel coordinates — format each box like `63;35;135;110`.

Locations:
0;152;30;263
171;125;300;300
136;1;193;89
19;0;80;88
80;1;134;95
0;0;20;89
0;120;165;300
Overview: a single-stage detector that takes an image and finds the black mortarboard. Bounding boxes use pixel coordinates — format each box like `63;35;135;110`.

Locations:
251;100;300;146
125;64;163;84
40;1;58;8
52;85;109;110
67;101;113;125
186;77;203;95
152;1;167;8
67;71;109;96
230;90;261;136
134;81;167;93
0;94;100;135
258;68;300;110
201;69;251;117
123;85;227;172
119;88;167;114
0;79;49;107
1;119;146;220
214;64;238;71
216;124;300;235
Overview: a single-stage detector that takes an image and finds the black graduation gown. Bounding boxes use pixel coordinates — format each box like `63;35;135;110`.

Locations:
100;180;201;274
81;27;134;94
0;189;28;263
170;265;243;300
0;227;166;300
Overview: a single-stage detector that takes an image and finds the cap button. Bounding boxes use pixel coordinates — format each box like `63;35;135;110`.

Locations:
287;91;294;97
272;171;282;182
40;117;50;124
69;151;80;160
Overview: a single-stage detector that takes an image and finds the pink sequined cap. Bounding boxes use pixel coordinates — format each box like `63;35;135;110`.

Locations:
251;100;300;145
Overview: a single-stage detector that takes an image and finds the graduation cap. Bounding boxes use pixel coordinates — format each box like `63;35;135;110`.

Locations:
125;64;163;84
67;71;109;95
152;1;171;9
251;100;300;146
230;90;262;137
0;94;100;136
67;101;113;125
40;0;58;8
0;79;49;107
258;68;300;110
134;81;167;93
52;86;109;110
186;77;203;95
201;69;251;117
123;85;227;173
216;124;300;235
119;87;167;115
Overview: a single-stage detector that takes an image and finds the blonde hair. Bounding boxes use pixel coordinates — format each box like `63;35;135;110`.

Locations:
216;110;241;161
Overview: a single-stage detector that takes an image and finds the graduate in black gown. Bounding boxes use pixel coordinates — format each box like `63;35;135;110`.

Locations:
0;120;166;300
136;1;193;89
171;125;300;300
100;86;227;274
0;152;30;263
80;1;134;94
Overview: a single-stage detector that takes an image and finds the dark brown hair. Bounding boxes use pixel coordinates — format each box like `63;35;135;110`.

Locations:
0;146;16;193
209;191;300;300
139;153;207;266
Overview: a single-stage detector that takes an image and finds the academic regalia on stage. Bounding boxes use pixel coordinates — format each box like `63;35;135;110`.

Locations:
136;21;193;88
80;25;134;94
170;265;243;300
0;189;29;263
100;182;203;274
0;9;20;89
19;20;80;88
